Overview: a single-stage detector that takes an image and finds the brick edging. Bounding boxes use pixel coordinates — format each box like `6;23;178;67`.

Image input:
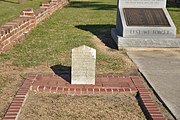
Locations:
2;74;37;120
30;73;138;94
0;0;69;53
31;86;134;94
3;73;166;120
131;76;166;120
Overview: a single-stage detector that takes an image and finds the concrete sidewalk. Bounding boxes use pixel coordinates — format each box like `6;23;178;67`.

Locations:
127;50;180;120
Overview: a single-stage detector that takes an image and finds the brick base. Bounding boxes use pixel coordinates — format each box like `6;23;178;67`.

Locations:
3;73;166;120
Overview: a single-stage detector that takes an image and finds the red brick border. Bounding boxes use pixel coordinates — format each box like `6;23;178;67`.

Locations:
3;73;166;120
131;76;166;120
30;73;137;95
3;73;37;120
0;0;69;53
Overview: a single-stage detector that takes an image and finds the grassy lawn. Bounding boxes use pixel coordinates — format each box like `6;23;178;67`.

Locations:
0;0;131;73
0;1;179;69
167;4;180;34
0;0;179;118
0;1;179;70
0;0;179;32
0;0;135;118
0;0;48;25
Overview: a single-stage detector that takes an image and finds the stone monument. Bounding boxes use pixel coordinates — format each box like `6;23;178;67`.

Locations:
71;45;96;85
111;0;180;48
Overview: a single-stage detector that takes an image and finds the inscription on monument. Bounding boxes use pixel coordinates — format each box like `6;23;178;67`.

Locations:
71;45;96;85
123;8;170;27
129;29;170;35
120;0;166;7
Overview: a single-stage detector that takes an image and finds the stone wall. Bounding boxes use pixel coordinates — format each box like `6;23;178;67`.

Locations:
0;0;69;52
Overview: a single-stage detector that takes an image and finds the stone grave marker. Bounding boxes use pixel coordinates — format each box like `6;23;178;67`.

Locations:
71;45;96;85
111;0;180;48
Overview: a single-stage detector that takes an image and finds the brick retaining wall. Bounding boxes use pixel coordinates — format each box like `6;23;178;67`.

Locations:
0;0;69;53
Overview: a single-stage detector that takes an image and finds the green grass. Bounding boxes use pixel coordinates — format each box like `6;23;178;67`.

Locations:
0;0;179;32
0;0;48;25
167;4;180;34
0;0;127;73
0;0;180;73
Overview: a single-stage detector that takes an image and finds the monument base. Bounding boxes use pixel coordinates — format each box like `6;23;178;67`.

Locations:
111;28;180;49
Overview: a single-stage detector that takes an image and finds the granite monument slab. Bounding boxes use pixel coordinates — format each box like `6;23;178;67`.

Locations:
111;0;180;48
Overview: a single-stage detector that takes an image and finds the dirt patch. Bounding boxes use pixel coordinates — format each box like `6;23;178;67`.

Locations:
0;62;23;119
0;61;54;119
18;92;146;120
0;75;22;119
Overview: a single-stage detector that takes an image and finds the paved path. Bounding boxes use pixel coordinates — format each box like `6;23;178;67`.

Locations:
127;50;180;120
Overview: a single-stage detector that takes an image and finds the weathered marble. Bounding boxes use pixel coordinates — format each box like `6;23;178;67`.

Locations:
71;45;96;84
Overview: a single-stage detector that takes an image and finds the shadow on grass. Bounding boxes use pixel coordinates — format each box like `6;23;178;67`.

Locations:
0;0;19;4
167;9;180;12
167;4;180;12
50;64;71;83
76;24;118;50
167;2;180;7
69;1;116;10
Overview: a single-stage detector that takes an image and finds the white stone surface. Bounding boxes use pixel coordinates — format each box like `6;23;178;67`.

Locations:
119;0;166;8
111;28;180;48
71;45;96;85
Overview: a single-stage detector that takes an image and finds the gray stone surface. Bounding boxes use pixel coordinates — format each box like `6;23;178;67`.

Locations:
111;28;180;48
71;45;96;85
127;50;180;120
117;8;176;38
